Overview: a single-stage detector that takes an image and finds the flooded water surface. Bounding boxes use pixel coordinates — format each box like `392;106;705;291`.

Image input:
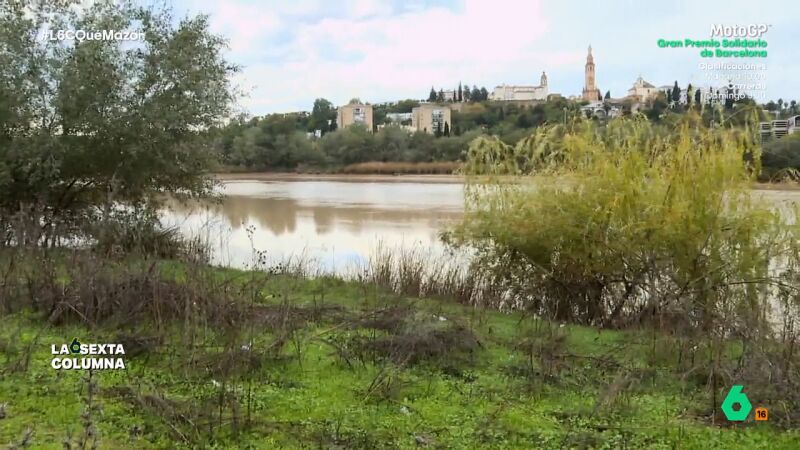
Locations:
161;177;464;271
162;177;800;273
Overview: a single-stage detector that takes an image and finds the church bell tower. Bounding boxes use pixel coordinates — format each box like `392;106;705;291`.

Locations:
582;45;601;101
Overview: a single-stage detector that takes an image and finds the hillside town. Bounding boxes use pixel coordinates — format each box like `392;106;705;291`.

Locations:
331;45;798;139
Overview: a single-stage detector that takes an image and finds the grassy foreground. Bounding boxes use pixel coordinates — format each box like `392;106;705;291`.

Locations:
0;267;796;449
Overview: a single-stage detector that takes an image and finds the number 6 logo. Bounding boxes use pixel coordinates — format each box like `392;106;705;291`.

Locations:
721;385;752;421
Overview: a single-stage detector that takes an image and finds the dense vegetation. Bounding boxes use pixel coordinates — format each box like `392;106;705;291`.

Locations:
762;133;800;180
1;1;799;448
448;116;800;437
212;97;588;171
213;88;799;176
0;0;235;248
454;115;799;327
2;256;798;449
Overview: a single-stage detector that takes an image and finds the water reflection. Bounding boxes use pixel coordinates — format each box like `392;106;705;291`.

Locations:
160;179;464;271
161;180;799;274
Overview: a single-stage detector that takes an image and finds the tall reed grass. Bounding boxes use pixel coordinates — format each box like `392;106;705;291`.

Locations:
340;161;460;175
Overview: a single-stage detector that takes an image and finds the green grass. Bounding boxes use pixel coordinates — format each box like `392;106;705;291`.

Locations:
0;271;797;449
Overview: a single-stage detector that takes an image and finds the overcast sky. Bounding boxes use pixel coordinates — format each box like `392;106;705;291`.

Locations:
168;0;800;115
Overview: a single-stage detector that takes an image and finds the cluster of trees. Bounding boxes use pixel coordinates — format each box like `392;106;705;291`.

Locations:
762;133;800;179
427;83;489;103
215;118;485;170
637;84;769;128
455;117;799;327
648;82;798;121
765;99;799;118
1;1;236;246
214;95;590;170
372;99;420;127
213;80;799;174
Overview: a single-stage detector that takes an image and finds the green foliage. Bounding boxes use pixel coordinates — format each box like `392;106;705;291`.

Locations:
309;98;336;133
454;97;583;141
761;134;800;180
227;124;324;169
0;0;236;244
372;99;420;127
218;114;487;169
453;116;796;333
1;263;798;448
215;95;592;171
319;124;375;165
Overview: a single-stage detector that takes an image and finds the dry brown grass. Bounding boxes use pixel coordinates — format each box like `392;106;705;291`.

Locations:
340;161;461;175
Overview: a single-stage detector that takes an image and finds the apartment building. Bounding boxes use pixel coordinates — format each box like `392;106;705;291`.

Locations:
337;103;373;131
411;104;451;134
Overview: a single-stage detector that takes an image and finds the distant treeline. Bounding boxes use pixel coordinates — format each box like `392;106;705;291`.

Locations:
212;97;587;171
211;95;800;177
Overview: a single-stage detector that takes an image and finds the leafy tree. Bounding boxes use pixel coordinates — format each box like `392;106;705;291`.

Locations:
319;125;374;164
454;118;791;332
695;89;702;108
392;99;420;113
671;81;681;104
604;91;610;101
437;89;445;102
765;100;778;112
463;84;471;102
471;86;481;102
723;85;734;110
686;84;693;108
762;133;800;178
0;0;237;244
373;125;411;161
644;92;669;122
428;87;437;102
457;83;463;102
309;98;336;135
480;87;489;101
444;122;450;137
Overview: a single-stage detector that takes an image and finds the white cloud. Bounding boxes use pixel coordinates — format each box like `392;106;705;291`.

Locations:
202;0;584;113
206;3;283;58
189;0;799;114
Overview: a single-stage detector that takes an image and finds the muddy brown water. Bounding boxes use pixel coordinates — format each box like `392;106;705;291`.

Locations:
160;176;799;273
160;176;464;271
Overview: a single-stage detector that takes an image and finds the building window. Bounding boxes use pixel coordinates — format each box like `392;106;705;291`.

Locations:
353;107;365;123
431;110;444;131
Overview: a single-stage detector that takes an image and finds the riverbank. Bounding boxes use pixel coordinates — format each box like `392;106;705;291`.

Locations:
215;172;465;184
753;181;800;191
1;256;797;449
215;172;800;191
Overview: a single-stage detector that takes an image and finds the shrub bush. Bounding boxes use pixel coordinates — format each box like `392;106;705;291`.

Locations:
452;115;798;335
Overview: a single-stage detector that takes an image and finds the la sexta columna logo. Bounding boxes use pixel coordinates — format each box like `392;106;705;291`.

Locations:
50;338;126;370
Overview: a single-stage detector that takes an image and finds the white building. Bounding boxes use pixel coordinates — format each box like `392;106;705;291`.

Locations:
764;116;800;139
627;76;658;102
386;112;412;122
581;101;621;119
490;72;549;101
